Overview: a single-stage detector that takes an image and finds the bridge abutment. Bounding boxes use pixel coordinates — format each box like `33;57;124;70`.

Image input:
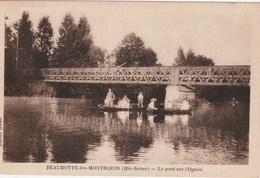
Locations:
164;85;195;110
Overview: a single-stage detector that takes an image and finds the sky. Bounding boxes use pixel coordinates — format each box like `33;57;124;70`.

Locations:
3;2;260;66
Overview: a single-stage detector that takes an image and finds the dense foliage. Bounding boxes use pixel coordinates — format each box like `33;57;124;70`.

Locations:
52;15;105;67
5;12;35;96
5;12;107;96
115;33;158;67
175;47;215;66
13;11;34;68
53;14;87;67
4;25;16;94
33;16;54;68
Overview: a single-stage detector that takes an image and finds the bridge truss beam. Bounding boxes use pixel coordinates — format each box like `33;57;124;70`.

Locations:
22;65;250;86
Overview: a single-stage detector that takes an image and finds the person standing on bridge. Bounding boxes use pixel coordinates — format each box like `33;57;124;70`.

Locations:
105;88;115;107
137;92;144;108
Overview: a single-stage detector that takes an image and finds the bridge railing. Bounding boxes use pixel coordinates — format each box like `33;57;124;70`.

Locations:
178;65;250;86
21;65;250;86
39;66;173;84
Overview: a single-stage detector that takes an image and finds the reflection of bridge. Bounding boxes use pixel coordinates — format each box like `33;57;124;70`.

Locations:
24;65;250;86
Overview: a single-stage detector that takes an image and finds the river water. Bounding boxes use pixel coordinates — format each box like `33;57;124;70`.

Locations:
3;97;249;164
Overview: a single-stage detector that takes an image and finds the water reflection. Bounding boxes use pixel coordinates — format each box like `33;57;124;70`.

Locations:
4;97;249;164
4;98;48;162
107;111;153;163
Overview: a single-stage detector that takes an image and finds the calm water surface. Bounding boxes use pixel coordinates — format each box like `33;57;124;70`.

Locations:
4;97;249;164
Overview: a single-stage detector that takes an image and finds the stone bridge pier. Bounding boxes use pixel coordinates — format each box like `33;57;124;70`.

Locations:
164;85;195;110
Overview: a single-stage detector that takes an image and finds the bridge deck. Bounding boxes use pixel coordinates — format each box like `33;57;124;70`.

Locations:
24;65;250;86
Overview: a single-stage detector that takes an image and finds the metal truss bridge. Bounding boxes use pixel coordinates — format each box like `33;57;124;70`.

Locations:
24;65;250;86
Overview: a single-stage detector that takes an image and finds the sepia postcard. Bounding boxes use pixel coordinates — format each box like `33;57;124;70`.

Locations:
0;1;260;177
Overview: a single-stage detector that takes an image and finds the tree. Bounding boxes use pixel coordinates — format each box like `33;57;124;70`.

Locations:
174;47;214;66
53;14;77;67
13;11;34;68
174;47;186;66
195;55;215;66
186;49;196;65
53;14;98;67
33;16;54;68
5;25;16;69
5;24;16;94
74;16;95;67
101;50;116;67
115;33;158;67
139;48;157;66
88;45;106;67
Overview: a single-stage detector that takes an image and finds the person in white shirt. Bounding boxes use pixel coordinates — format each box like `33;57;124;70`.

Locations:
137;92;144;108
147;98;158;111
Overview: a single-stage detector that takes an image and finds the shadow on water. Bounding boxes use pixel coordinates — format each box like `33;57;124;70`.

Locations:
4;97;103;163
190;101;249;132
182;101;249;163
4;97;249;164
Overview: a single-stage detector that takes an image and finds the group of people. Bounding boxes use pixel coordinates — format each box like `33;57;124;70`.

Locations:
104;89;145;109
104;88;191;111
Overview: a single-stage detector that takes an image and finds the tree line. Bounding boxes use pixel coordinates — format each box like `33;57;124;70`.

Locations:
5;11;215;98
5;12;158;70
5;11;215;69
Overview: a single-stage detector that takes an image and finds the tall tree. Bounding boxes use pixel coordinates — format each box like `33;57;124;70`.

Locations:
174;47;214;66
115;33;158;67
75;16;94;67
53;13;77;67
5;24;16;93
53;14;98;67
13;11;34;68
33;16;54;68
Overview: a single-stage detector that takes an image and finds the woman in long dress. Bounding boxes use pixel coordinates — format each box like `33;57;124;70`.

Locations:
105;88;115;107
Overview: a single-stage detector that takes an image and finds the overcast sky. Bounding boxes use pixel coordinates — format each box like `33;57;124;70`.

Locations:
3;2;259;66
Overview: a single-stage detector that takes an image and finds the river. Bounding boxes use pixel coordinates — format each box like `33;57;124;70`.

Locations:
3;97;249;164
